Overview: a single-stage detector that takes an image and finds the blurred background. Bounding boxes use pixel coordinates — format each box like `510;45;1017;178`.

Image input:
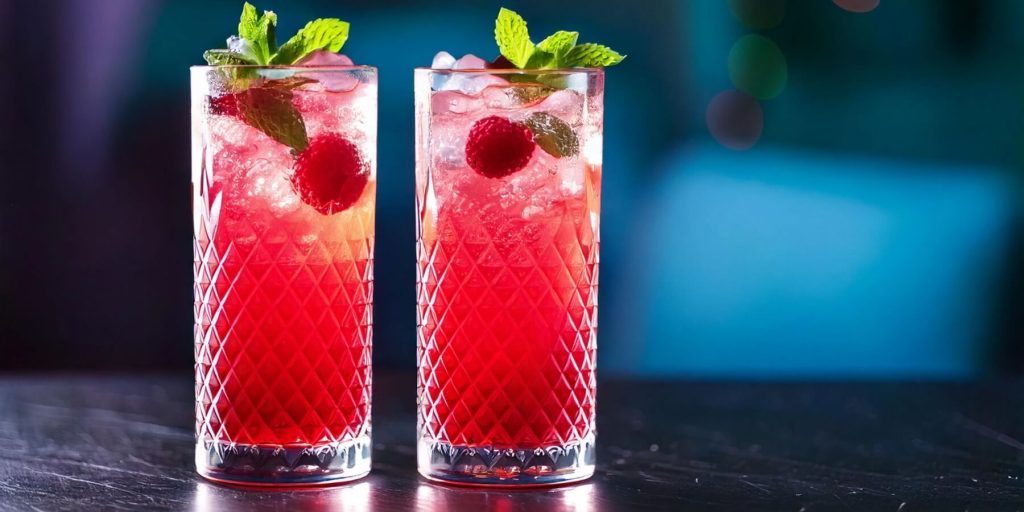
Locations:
1;0;1022;378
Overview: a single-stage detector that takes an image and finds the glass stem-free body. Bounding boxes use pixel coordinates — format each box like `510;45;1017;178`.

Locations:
416;69;603;485
192;66;376;486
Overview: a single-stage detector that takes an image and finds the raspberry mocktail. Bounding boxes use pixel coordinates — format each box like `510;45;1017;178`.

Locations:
415;8;622;485
192;4;375;486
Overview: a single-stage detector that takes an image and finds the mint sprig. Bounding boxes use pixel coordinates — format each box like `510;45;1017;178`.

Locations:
495;8;535;68
493;7;624;69
238;3;276;64
536;31;579;57
202;2;351;66
237;88;309;152
202;3;355;153
202;49;250;66
524;112;579;158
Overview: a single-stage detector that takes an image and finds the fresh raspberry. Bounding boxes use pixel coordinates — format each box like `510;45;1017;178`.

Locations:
291;134;369;215
465;116;536;178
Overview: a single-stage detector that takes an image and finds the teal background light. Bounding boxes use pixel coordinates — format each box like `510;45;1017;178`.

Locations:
1;0;1022;378
728;35;788;100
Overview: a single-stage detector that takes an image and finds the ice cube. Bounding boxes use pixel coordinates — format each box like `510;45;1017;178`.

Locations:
227;36;256;61
559;162;585;197
429;52;457;90
268;176;301;216
452;54;488;70
521;204;544;219
443;73;508;95
298;51;355;66
498;151;558;212
242;156;302;217
481;85;522;110
486;83;555;109
432;51;456;69
435;139;467;170
534;89;584;125
431;90;482;115
431;54;508;94
297;51;359;92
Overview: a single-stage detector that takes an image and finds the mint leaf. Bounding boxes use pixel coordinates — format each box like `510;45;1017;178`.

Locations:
236;88;309;152
272;18;350;64
204;48;260;83
202;4;366;155
237;3;277;64
238;2;260;40
525;49;555;69
204;4;352;66
562;43;625;67
537;30;578;58
203;49;252;66
495;8;534;68
297;19;349;52
503;81;557;104
263;11;278;54
524;112;579;158
488;8;624;69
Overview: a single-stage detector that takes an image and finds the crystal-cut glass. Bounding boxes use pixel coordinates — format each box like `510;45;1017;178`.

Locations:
192;66;376;486
415;68;603;486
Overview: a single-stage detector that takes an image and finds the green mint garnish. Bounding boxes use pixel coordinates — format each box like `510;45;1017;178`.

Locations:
202;3;355;153
203;49;250;66
495;8;536;68
535;30;579;62
493;7;625;69
202;2;351;66
524;112;579;158
509;83;557;104
237;88;309;152
562;43;626;68
271;19;350;65
237;3;277;64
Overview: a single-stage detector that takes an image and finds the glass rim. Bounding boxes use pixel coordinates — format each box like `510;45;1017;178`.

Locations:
191;64;377;72
414;67;604;75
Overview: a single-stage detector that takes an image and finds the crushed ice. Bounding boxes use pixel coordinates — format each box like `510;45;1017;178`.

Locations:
430;52;507;95
297;51;359;92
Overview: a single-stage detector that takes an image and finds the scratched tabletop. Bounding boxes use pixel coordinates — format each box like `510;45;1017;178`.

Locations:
0;375;1022;511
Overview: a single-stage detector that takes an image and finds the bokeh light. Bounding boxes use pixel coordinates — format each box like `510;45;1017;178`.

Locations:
728;0;786;30
705;90;764;151
728;34;788;100
833;0;880;13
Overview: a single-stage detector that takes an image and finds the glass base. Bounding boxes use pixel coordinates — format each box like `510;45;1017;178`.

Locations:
196;436;371;487
417;435;595;487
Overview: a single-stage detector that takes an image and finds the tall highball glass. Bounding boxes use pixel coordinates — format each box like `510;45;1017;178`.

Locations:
192;65;376;486
415;68;603;486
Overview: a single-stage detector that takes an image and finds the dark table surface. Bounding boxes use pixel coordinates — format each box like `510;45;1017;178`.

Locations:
0;374;1022;511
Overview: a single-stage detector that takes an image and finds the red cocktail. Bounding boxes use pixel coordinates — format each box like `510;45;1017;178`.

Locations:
415;65;604;485
192;62;376;485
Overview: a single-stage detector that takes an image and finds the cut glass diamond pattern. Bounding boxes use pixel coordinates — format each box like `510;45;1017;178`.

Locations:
417;194;598;449
194;188;373;449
